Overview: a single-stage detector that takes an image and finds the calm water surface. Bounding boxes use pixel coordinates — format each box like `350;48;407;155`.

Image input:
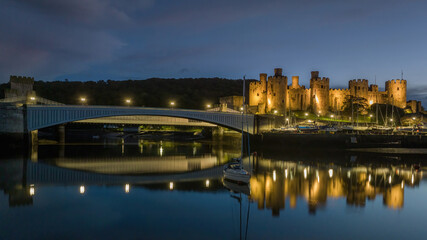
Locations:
1;138;427;240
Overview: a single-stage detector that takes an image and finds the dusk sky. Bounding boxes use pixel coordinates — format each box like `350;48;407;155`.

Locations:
1;0;427;101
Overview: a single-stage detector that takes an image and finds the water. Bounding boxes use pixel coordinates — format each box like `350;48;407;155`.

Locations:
1;138;427;240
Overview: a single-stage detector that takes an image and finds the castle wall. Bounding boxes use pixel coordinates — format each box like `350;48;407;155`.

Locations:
386;79;407;108
5;76;34;98
349;79;369;100
329;89;350;111
267;68;287;114
310;71;329;115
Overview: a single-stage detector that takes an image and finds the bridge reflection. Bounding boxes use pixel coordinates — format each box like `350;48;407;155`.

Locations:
1;145;426;213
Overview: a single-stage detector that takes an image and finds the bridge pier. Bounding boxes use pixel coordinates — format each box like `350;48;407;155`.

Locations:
58;124;66;144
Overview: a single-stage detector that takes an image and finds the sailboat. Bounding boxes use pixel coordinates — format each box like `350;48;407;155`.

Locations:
223;76;251;184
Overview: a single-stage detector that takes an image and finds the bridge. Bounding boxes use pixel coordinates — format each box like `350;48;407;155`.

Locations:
25;105;255;132
1;101;258;144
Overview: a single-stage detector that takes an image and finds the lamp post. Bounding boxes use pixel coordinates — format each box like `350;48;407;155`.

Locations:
125;99;132;106
80;97;86;105
170;101;175;108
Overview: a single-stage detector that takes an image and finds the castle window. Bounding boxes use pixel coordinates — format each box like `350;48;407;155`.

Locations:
391;94;393;98
282;100;284;103
321;85;324;88
257;93;259;96
358;87;360;90
397;87;399;91
274;93;276;96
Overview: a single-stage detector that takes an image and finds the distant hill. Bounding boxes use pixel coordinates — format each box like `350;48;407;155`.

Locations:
1;78;253;109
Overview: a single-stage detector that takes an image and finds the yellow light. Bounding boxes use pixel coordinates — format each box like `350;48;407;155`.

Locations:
304;168;307;179
170;101;175;106
273;170;276;182
390;119;393;122
328;169;333;178
388;175;392;184
411;174;414;184
240;107;244;111
412;117;416;120
80;97;86;102
30;97;36;101
159;146;163;156
273;110;278;114
369;100;373;105
368;174;371;182
80;185;85;194
401;180;404;189
330;115;334;118
207;104;211;108
369;114;373;117
125;184;130;193
169;182;174;190
205;180;210;188
268;99;271;105
317;175;320;183
315;95;319;104
305;113;308;116
125;99;131;104
308;120;312;123
286;118;289;121
285;169;288;178
29;185;35;196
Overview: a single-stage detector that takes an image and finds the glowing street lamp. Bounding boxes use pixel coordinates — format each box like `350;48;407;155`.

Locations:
169;182;174;190
305;113;308;116
170;101;175;108
330;114;334;118
29;185;35;196
125;99;132;105
80;185;85;194
273;110;278;114
369;114;373;117
125;184;130;193
80;97;86;104
30;96;36;101
206;104;211;109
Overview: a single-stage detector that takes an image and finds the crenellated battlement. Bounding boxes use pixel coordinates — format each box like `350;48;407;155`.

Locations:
10;75;34;84
386;79;407;85
349;79;368;85
330;88;350;93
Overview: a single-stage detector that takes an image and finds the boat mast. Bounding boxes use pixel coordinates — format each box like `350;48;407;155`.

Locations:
375;75;379;125
241;76;245;159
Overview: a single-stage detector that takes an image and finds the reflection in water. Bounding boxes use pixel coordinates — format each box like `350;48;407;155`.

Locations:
0;141;426;217
248;155;425;216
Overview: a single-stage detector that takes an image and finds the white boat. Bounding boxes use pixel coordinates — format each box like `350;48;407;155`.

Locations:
223;162;251;184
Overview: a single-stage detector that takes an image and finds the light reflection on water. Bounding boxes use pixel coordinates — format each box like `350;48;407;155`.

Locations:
1;140;427;239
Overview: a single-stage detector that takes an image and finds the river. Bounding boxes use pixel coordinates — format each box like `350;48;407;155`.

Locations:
1;135;427;239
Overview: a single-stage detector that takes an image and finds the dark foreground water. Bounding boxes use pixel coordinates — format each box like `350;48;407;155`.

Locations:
1;138;427;240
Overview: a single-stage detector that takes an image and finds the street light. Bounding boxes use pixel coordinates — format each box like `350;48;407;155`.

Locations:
30;96;36;101
206;104;211;109
273;110;278;114
125;99;132;105
170;101;175;108
305;113;308;116
80;97;86;104
330;114;334;118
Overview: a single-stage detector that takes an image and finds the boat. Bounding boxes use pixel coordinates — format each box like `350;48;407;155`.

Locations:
223;76;251;184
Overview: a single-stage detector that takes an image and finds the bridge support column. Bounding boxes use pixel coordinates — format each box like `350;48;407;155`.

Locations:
58;124;66;144
212;126;224;137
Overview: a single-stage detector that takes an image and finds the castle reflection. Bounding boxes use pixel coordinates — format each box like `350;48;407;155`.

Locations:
248;155;425;216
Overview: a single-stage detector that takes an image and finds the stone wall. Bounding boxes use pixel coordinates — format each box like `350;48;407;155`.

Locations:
267;68;287;114
310;71;329;115
329;89;350;111
386;79;407;108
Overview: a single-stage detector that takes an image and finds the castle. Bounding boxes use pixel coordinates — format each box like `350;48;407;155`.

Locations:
249;68;412;115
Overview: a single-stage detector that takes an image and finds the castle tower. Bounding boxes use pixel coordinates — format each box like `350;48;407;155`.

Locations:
4;75;36;103
267;68;287;114
368;84;379;105
291;76;299;88
385;79;407;108
249;73;268;114
309;71;329;115
349;79;369;100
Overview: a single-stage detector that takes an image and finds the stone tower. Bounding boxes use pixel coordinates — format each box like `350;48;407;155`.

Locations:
249;73;267;114
267;68;287;114
385;79;407;108
349;79;369;100
309;71;329;115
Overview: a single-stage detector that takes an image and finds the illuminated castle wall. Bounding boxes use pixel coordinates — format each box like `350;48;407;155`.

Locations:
249;68;409;115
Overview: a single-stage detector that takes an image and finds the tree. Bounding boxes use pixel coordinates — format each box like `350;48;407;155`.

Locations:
342;96;368;116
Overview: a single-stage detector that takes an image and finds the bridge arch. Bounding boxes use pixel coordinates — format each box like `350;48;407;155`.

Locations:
26;105;255;134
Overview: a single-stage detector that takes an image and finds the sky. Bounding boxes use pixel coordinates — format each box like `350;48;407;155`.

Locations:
1;0;427;101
